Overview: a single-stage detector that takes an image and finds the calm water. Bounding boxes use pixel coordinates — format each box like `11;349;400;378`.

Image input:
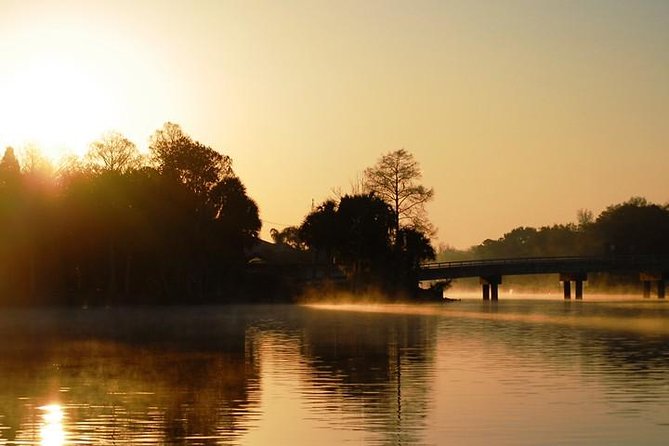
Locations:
0;299;668;445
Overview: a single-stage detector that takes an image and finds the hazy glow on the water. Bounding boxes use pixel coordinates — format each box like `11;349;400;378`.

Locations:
307;299;669;336
1;302;667;444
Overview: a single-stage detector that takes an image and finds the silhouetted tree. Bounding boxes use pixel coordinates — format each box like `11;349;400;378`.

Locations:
300;200;340;266
210;176;261;250
270;226;305;249
363;149;434;234
299;192;438;295
0;148;24;302
438;197;669;291
20;144;53;178
577;208;594;229
396;228;435;269
150;122;232;197
300;194;405;292
87;131;142;173
470;224;583;259
392;227;436;294
0;147;21;190
591;197;669;255
336;194;394;282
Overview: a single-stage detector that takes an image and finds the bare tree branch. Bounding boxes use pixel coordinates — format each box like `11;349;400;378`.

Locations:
363;148;435;235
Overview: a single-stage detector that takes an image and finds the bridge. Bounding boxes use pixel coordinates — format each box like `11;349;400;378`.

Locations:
419;256;669;300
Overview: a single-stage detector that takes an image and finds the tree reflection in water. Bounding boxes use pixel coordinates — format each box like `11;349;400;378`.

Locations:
0;307;262;444
297;308;437;445
0;302;665;445
0;306;438;445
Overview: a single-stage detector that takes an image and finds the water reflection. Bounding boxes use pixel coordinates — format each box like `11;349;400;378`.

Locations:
0;302;666;445
40;404;65;446
297;310;436;445
0;307;263;444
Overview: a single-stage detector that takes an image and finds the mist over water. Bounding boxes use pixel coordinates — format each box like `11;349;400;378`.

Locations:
0;299;667;445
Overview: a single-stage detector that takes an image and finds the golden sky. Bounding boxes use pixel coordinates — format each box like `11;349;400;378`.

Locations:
0;0;667;248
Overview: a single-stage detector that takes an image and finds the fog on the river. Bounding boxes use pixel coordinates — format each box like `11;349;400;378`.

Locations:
0;299;667;445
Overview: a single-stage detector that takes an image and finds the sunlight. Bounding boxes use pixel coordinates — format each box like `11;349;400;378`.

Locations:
0;54;117;161
307;301;669;336
39;404;66;446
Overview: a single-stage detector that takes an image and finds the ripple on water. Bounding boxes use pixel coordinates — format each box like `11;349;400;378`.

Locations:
0;302;667;445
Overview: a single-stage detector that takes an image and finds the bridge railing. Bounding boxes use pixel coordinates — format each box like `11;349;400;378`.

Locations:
420;255;669;270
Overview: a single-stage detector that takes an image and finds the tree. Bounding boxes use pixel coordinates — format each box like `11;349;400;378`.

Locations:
300;194;395;289
299;200;339;265
592;197;669;255
0;147;25;301
150;122;232;196
396;227;436;269
576;208;594;229
395;227;436;292
0;147;21;190
210;176;261;244
335;194;394;272
363;149;434;235
270;226;305;249
87;131;142;173
20;144;53;177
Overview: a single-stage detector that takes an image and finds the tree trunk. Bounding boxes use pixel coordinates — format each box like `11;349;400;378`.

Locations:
108;240;116;304
124;254;132;297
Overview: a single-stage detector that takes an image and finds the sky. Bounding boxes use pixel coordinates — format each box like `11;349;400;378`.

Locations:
0;0;667;248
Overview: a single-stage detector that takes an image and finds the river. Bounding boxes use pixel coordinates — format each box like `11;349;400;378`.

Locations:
0;298;667;445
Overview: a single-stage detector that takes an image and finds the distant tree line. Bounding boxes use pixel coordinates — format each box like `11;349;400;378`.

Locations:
438;197;669;291
0;123;260;305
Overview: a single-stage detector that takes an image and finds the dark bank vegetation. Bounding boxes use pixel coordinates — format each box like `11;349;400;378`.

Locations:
438;197;669;292
0;123;262;305
5;121;663;304
271;149;438;300
1;129;438;305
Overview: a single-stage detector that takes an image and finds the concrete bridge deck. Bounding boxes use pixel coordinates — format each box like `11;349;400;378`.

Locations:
419;255;669;300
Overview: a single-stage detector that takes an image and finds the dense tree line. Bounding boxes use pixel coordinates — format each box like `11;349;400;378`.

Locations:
0;123;260;305
438;197;669;290
439;197;669;260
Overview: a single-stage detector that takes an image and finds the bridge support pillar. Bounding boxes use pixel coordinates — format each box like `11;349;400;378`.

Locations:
480;276;501;301
642;281;652;298
563;281;571;299
640;272;668;299
560;273;587;300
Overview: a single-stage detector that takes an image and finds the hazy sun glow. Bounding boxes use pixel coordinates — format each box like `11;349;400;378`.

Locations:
0;54;117;161
39;404;66;446
0;1;667;246
0;8;153;163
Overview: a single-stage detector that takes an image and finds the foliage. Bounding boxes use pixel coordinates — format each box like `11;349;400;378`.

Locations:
86;131;142;173
437;197;669;291
210;176;261;244
363;149;434;234
299;199;339;264
270;226;305;250
150;122;232;197
468;224;582;259
0;147;21;190
299;193;434;296
592;197;669;255
0;124;261;305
